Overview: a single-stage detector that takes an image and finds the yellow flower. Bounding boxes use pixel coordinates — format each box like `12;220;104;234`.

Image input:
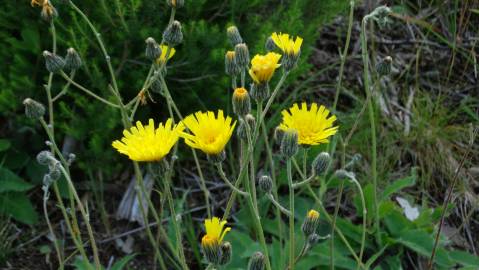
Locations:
248;52;282;84
279;102;338;145
202;217;231;244
181;110;236;155
307;210;320;220
112;118;183;162
156;45;176;64
271;32;303;56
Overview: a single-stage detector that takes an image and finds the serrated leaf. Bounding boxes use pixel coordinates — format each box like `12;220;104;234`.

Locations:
0;167;33;192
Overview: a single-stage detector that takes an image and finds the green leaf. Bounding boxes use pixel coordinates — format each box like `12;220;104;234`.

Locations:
0;139;11;152
383;207;413;237
110;254;136;270
449;250;479;267
0;167;33;192
381;171;416;200
0;192;38;225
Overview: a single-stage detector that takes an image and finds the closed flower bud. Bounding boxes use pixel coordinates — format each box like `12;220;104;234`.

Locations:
280;129;299;158
43;51;65;73
232;88;251;116
265;37;276;52
227;26;243;46
248;252;265;270
250;82;269;102
207;150;226;164
302;210;320;236
219;242;232;265
376;56;392;77
37;151;53;165
274;126;285;143
258;174;273;193
166;0;184;8
225;51;240;76
64;48;82;71
163;20;183;46
201;236;221;265
234;43;249;69
312;152;331;176
145;37;162;61
23;98;45;119
335;169;353;180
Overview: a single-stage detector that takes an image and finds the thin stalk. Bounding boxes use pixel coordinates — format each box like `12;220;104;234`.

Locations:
360;16;381;245
428;129;477;269
42;188;64;270
245;118;258;214
266;193;291;217
287;159;295;270
332;0;355;110
349;176;367;270
217;163;249;196
52;71;76;102
329;180;345;270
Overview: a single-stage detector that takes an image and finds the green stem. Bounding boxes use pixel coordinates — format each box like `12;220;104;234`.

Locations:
349;176;366;269
329;180;345;270
42;188;64;270
287;159;295;270
217;163;249;196
266;193;291;217
360;15;381;246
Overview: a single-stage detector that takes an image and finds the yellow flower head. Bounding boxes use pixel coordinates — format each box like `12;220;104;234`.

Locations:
279;102;338;145
112;118;184;162
202;217;231;244
156;45;176;64
307;210;320;220
271;32;303;56
248;52;282;84
181;110;236;155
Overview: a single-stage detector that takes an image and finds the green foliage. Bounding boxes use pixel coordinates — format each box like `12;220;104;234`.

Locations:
73;254;136;270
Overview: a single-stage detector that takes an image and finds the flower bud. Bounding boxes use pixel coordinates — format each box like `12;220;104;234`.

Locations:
280;129;299;158
376;56;392;77
207;150;226;164
64;48;82;71
234;43;250;69
306;233;320;249
232;88;251;116
23;98;45;119
201;236;221;265
250;82;269;102
227;26;243;46
43;51;65;73
37;151;53;165
335;169;353;180
258;174;273;193
48;160;62;180
166;0;184;8
145;37;162;61
219;241;232;265
40;2;58;22
162;20;183;46
274;127;285;143
248;252;265;270
302;210;320;236
265;36;276;52
311;152;330;176
225;51;240;76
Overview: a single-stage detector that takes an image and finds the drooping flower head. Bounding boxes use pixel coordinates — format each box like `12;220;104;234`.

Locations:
271;32;303;56
248;52;282;84
31;0;57;21
156;45;176;64
201;217;231;264
181;110;236;155
112;119;183;162
279;102;338;145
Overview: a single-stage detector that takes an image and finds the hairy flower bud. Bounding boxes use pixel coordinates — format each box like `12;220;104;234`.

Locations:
207;150;226;164
302;210;320;236
376;56;392;77
265;36;276;52
335;169;353;180
23;98;45;119
250;82;269;102
274;126;285;143
163;20;183;46
219;242;232;265
64;48;82;71
43;50;65;73
37;151;53;165
307;233;320;248
258;174;273;193
280;129;299;158
227;26;243;46
234;43;250;69
166;0;184;8
145;37;162;61
312;152;331;176
248;252;265;270
202;237;221;265
40;2;58;22
48;160;62;180
225;51;240;76
232;88;251;116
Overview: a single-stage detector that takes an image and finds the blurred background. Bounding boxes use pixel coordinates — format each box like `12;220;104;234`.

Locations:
0;0;478;269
